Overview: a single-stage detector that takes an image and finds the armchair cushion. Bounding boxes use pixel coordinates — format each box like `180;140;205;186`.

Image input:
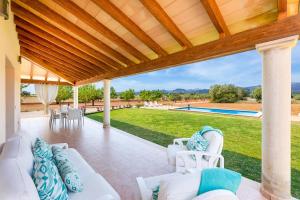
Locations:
158;173;201;200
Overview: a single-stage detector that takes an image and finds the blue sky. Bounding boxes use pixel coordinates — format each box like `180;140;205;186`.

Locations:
25;43;300;93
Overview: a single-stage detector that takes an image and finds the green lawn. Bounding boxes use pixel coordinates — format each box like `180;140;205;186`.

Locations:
87;108;300;198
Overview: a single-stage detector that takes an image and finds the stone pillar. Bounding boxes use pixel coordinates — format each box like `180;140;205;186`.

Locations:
73;86;78;109
256;35;298;200
103;79;111;128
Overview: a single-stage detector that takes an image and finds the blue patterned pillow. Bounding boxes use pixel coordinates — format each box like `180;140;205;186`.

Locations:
186;131;209;151
52;146;83;192
33;138;53;160
32;158;68;200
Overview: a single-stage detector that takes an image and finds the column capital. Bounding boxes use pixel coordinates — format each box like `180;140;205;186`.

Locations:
256;35;298;52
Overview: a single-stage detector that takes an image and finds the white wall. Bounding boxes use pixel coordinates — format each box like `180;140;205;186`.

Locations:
0;1;21;144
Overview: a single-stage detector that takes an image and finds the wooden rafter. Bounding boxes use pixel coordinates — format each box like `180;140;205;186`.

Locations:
77;14;300;85
19;39;100;76
21;50;75;84
51;0;149;63
18;34;103;75
11;2;124;70
15;22;114;73
20;46;89;80
278;0;288;19
44;71;48;81
29;62;34;79
91;0;168;57
140;0;193;48
200;0;230;37
21;79;71;86
15;0;134;66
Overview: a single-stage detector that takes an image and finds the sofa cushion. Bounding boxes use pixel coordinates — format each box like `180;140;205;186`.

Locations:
52;146;83;192
186;132;209;152
0;159;40;200
32;158;68;200
68;174;120;200
158;172;201;200
0;135;34;174
33;138;53;160
192;189;239;200
202;131;223;160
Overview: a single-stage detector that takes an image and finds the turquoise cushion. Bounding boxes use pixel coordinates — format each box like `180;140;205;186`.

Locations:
52;146;83;192
186;131;209;151
198;168;242;195
33;138;53;160
32;158;68;200
152;186;160;200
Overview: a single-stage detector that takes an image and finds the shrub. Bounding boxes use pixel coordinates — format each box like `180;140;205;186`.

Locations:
209;84;239;103
251;87;262;103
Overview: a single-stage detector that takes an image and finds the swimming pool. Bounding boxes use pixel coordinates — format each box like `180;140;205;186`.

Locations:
176;107;262;117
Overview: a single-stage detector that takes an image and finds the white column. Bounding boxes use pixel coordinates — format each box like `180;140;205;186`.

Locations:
103;79;111;128
256;35;298;200
73;86;78;109
44;85;49;114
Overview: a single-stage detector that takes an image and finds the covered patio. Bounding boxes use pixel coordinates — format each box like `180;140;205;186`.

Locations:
20;116;265;200
1;0;300;199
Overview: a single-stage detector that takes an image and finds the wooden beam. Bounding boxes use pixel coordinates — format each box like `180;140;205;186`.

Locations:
140;0;193;48
11;2;125;70
19;39;100;76
278;0;288;20
51;0;149;63
91;0;168;57
18;34;105;75
30;62;33;79
200;0;230;37
16;0;134;66
20;46;89;80
21;51;75;84
45;71;48;81
21;79;71;86
77;14;300;85
14;18;116;72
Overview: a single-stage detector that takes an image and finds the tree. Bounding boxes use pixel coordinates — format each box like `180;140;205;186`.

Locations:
168;93;182;102
237;87;249;100
209;84;239;103
78;84;100;106
120;89;135;103
139;90;151;101
149;90;163;101
55;85;73;104
251;87;262;102
110;87;118;99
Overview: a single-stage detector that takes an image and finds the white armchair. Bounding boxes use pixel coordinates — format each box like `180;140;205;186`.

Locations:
167;130;224;172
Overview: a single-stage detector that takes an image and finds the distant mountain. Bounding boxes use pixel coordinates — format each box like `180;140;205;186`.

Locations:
133;82;300;94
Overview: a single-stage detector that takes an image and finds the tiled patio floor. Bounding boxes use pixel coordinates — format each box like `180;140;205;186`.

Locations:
20;116;266;200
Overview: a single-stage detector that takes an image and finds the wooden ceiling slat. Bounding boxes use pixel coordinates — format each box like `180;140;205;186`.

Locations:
11;2;124;70
16;0;134;66
200;0;230;37
18;34;103;75
140;0;193;49
278;0;288;19
77;14;300;85
21;79;72;86
19;41;96;77
15;22;114;73
45;71;48;81
30;62;33;80
91;0;168;57
51;0;150;63
21;47;86;80
21;50;75;84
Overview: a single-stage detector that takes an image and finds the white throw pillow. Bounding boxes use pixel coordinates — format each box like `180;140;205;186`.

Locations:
0;159;39;200
191;189;239;200
158;173;201;200
0;135;34;174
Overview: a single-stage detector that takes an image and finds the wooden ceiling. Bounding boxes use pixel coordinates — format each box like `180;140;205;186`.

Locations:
12;0;300;86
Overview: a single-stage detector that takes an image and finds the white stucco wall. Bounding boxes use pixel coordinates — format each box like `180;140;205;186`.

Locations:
0;1;21;144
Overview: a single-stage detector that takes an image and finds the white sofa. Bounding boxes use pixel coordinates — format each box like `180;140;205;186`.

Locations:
0;134;120;200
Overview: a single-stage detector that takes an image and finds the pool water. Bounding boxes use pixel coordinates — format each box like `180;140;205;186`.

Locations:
176;107;262;117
